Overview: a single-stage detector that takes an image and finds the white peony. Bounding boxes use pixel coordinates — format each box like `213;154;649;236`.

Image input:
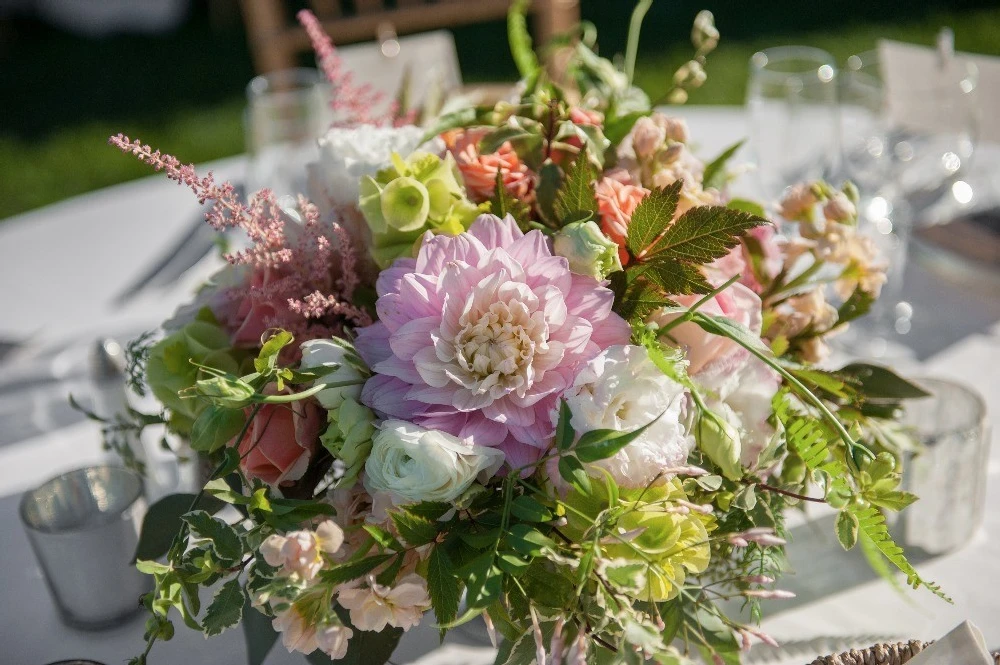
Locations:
560;345;694;488
299;338;367;410
364;420;505;506
307;124;429;208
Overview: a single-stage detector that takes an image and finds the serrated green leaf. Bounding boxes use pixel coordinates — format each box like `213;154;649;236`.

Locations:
389;511;439;547
203;478;249;505
460;553;502;611
613;278;672;323
646;205;766;263
836;510;859;550
575;417;659;463
362;524;403;551
702;140;744;190
427;547;460;627
182;511;243;562
837;287;876;326
497;553;531;576
133;493;225;562
558;455;592;495
190;405;246;453
642;257;713;295
490;172;532;228
625;182;682;256
202;578;245;637
535;161;562;224
553;150;598;225
321;554;393;586
402;501;453;521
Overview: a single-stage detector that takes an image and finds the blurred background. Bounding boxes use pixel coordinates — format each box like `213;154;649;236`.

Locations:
1;0;999;220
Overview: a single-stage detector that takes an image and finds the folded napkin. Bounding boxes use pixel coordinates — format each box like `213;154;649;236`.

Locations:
909;621;993;665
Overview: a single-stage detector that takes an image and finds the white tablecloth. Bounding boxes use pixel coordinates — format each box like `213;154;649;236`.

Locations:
0;107;997;664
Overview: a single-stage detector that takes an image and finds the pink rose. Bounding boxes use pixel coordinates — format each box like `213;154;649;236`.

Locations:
594;177;650;265
214;265;296;349
650;283;762;376
235;390;323;486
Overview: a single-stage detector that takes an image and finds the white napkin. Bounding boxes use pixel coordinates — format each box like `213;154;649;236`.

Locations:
909;621;993;665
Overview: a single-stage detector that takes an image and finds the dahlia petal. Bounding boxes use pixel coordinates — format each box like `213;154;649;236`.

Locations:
372;355;423;384
376;293;413;333
484;399;535;427
399;273;443;317
550;316;593;356
389;316;440;360
405;384;461;406
497;438;544;469
565;274;615;319
588;313;632;349
523;255;572;292
376;257;417;296
506;229;550;265
354;323;392;366
361;375;424;419
413;346;453;388
467;213;523;248
416;232;486;275
456;413;510;447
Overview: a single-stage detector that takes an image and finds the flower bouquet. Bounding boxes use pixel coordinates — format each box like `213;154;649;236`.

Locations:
108;4;945;665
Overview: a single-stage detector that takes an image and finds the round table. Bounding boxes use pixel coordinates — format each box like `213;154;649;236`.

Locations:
0;107;997;665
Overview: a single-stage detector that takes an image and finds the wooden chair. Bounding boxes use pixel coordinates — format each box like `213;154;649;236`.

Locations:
238;0;580;76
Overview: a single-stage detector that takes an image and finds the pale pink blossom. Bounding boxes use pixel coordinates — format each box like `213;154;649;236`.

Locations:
744;589;796;599
823;192;856;222
631;116;667;159
778;183;818;220
273;606;320;655
337;574;431;632
317;624;353;659
261;520;345;580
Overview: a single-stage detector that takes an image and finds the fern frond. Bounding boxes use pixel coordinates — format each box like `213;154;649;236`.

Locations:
775;396;848;481
852;505;951;602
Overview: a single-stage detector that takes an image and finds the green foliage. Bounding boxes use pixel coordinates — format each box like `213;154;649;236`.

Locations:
836;510;859;550
644;204;765;263
182;511;243;563
506;0;539;82
427;547;461;628
574;417;658;463
202;578;245;637
321;555;394;586
134;493;224;562
701;140;744;190
837;287;876;326
389;510;439;547
190;404;245;453
489;171;532;228
553;150;599;225
624;182;683;257
838;363;931;400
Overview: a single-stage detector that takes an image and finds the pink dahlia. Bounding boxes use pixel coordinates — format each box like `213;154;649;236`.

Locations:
354;214;631;467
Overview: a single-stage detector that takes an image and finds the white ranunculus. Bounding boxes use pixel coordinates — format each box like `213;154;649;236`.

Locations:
561;345;694;488
307;125;429;208
723;358;783;469
299;338;367;410
364;421;504;506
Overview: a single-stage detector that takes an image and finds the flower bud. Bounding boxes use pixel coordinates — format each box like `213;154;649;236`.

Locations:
692;10;719;52
553;220;623;280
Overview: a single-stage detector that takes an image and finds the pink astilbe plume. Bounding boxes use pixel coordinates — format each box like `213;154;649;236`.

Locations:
297;10;393;126
109;135;371;349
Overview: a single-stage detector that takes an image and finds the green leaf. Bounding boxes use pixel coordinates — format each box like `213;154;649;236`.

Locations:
604;111;648;145
506;523;555;557
535;161;562;223
362;524;403;551
460;553;503;611
691;311;770;354
613;278;672;323
507;0;539;80
836;287;875;326
640;257;713;295
603;560;646;592
403;501;453;521
490;172;532;228
510;495;553;523
555;399;575;451
242;596;279;665
852;504;951;601
838;363;932;400
479;126;537;155
553;150;598;225
644;205;766;263
497;553;531;576
870;490;918;512
575;417;658;463
190;405;246;453
203;477;250;505
321;554;393;586
625;182;682;256
182;511;243;563
427;547;460;627
727;198;767;217
836;510;859;550
702;140;744;190
558;455;592;495
389;511;439;547
202;578;245;637
254;330;294;374
133;493;224;562
419;105;492;144
695;474;723;491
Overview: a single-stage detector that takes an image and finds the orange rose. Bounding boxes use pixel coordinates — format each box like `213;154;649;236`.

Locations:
594;177;649;265
446;128;533;203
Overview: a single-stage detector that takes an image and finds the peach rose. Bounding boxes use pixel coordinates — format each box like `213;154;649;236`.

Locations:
235;390;324;486
446;128;533;203
594;177;650;265
649;283;763;376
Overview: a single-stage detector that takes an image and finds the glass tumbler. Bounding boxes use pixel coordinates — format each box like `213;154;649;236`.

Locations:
746;46;839;199
900;378;990;555
20;466;151;628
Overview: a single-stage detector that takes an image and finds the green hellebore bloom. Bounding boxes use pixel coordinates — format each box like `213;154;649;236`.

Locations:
320;397;376;489
380;176;430;233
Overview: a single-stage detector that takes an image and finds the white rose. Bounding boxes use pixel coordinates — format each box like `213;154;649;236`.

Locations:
723;359;783;469
307;125;429;208
299;338;367;410
560;345;694;488
364;421;505;506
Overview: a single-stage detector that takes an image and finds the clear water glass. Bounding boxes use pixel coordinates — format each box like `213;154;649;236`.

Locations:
20;466;151;628
900;378;990;555
746;46;839;199
244;67;331;198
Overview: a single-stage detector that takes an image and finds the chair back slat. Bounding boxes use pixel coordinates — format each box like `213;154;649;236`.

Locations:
353;0;388;15
308;0;343;19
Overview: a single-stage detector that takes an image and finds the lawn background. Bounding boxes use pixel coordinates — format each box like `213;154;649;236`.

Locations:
1;0;998;219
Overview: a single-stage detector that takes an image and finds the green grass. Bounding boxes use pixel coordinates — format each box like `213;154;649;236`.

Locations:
1;5;999;220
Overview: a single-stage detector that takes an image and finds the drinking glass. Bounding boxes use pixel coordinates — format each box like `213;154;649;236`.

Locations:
899;378;990;555
244;68;331;198
20;466;151;628
746;46;839;199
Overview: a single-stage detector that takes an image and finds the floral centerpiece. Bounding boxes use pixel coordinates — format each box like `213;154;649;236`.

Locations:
107;4;945;665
